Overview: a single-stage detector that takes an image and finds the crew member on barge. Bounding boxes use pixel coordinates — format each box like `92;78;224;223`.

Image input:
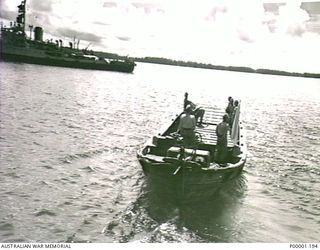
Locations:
215;114;230;163
183;92;205;126
178;104;196;146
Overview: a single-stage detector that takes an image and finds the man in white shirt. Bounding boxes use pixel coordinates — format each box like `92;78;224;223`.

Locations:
178;104;196;146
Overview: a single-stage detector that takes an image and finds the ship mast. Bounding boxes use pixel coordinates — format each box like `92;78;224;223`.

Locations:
16;0;27;34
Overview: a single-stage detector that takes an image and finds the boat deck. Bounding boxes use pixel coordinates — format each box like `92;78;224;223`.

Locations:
196;106;234;148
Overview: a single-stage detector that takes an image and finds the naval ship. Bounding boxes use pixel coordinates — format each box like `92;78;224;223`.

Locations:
0;0;135;73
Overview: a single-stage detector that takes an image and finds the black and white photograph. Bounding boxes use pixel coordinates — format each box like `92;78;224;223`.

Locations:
0;0;319;246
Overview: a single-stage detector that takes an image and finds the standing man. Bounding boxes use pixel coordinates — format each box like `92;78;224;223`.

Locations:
226;96;234;131
178;104;196;146
215;114;230;163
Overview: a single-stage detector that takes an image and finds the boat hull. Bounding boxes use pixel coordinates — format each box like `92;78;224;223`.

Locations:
138;156;245;202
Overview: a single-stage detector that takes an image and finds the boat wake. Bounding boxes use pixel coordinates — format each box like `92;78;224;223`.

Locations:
102;173;247;242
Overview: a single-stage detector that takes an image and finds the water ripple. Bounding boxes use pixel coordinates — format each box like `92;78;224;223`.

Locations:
1;62;319;242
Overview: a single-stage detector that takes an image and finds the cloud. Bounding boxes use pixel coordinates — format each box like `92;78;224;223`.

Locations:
1;0;319;72
93;21;111;26
103;2;117;8
131;2;164;14
0;10;16;21
0;1;19;21
206;4;227;21
28;0;54;12
278;3;310;36
301;2;320;15
56;27;102;44
263;3;286;15
117;36;131;41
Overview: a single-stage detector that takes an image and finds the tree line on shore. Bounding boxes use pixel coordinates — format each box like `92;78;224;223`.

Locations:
94;51;320;79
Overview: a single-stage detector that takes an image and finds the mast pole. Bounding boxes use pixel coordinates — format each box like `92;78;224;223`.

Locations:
17;0;27;34
23;0;27;33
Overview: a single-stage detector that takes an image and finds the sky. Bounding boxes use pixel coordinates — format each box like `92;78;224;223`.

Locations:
1;0;320;73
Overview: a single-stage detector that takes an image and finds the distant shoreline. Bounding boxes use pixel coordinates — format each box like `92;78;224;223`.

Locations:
132;56;320;79
90;51;320;79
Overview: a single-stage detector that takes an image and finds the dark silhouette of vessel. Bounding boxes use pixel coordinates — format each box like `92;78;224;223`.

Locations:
137;104;247;202
0;0;135;73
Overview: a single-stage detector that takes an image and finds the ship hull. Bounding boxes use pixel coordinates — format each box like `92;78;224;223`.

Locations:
0;37;135;73
0;51;135;73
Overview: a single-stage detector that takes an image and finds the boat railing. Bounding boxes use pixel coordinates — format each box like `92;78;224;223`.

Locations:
231;102;241;145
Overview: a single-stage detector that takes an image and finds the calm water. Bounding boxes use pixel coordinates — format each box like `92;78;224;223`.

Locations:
0;61;319;243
